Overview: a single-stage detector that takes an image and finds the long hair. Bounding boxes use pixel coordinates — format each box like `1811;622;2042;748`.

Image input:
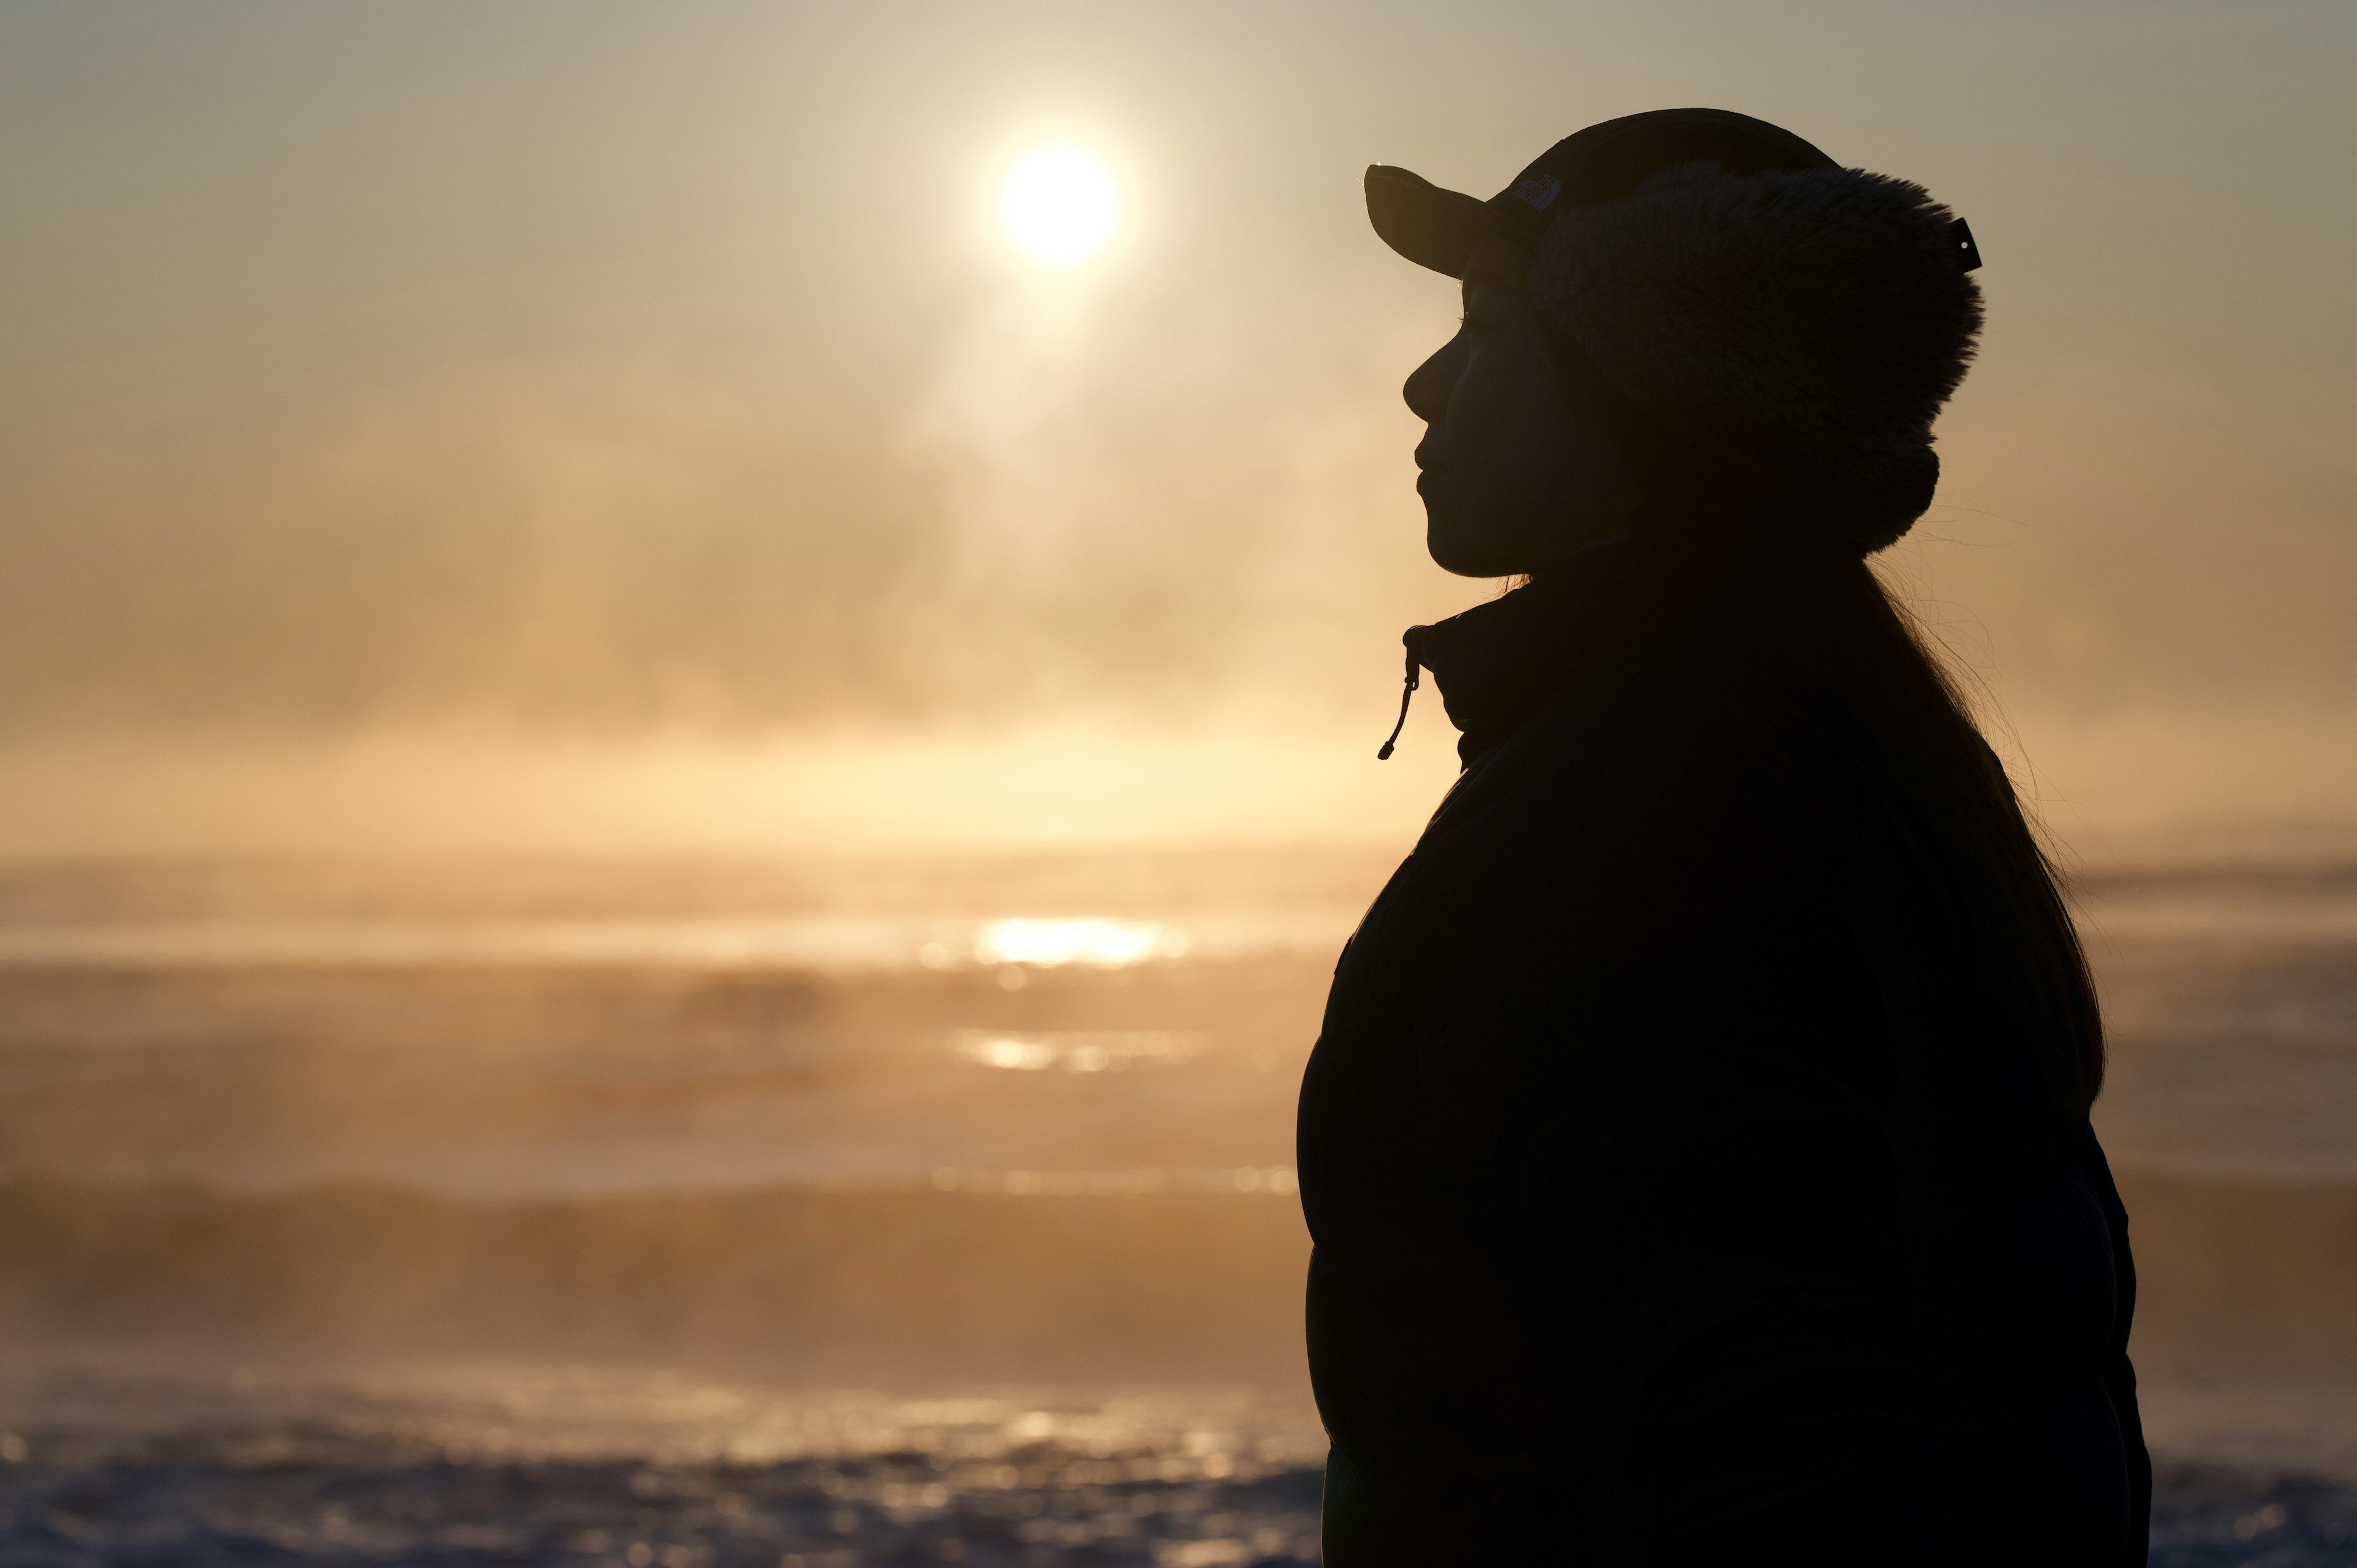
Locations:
1713;543;2107;1117
1532;258;2096;1115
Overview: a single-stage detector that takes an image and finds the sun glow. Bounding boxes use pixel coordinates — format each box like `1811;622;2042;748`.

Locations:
999;144;1120;266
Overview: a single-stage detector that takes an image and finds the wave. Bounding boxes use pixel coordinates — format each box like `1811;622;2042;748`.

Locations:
0;1172;2348;1389
0;1179;1315;1385
2121;1171;2357;1379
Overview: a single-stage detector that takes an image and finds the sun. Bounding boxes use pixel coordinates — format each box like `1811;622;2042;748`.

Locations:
999;144;1120;267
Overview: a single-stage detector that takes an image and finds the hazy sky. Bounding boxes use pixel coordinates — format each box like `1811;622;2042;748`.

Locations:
2;1;2351;852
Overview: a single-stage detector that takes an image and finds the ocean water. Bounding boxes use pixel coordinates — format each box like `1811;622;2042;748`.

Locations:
0;1363;1333;1567
0;849;2350;1564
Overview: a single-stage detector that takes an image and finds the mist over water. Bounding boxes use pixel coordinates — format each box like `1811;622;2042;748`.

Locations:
0;851;2350;1387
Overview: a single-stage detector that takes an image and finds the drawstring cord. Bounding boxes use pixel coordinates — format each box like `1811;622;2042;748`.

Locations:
1376;633;1423;760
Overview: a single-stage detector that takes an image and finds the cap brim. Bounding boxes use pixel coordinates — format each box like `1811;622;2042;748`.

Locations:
1364;164;1496;278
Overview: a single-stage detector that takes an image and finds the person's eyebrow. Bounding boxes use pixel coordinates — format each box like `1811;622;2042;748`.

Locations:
1460;280;1517;322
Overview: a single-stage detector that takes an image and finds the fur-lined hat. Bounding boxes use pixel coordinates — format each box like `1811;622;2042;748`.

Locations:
1366;109;1984;555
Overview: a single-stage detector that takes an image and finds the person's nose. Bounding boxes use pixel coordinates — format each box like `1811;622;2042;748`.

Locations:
1402;338;1457;426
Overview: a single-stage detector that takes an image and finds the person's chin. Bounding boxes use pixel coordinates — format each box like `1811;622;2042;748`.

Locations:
1425;508;1520;579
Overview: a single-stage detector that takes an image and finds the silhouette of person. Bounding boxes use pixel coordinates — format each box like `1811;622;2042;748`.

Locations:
1298;110;2148;1566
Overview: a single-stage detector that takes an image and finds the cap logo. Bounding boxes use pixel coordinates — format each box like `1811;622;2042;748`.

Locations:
1510;174;1563;213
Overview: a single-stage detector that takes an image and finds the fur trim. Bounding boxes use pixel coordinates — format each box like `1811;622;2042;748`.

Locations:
1527;162;1982;553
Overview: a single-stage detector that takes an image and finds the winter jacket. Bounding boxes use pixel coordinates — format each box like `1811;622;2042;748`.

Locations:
1297;541;2149;1566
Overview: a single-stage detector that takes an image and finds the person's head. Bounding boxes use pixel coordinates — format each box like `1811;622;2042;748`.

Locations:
1372;109;1984;576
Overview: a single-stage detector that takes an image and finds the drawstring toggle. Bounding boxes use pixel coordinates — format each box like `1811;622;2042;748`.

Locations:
1376;634;1423;760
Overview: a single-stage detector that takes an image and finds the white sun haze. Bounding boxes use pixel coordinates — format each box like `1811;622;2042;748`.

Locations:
999;144;1120;266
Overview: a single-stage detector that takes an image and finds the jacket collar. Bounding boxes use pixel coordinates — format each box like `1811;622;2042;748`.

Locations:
1405;539;1682;767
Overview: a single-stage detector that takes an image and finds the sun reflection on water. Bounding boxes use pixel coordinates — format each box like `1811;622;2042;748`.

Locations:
947;1029;1205;1073
972;918;1187;967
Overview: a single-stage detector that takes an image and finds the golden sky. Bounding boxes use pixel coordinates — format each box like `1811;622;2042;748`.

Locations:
2;1;2351;855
